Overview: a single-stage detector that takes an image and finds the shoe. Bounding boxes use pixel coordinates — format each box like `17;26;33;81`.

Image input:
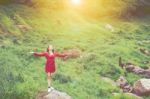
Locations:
48;87;52;92
48;87;54;92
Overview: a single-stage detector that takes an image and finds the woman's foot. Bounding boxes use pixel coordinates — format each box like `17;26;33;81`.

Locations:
48;86;54;92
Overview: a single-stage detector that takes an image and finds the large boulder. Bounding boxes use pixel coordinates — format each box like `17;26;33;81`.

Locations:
133;79;150;96
44;90;72;99
36;90;72;99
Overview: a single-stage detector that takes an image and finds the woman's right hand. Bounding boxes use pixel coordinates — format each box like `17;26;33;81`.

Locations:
29;52;34;54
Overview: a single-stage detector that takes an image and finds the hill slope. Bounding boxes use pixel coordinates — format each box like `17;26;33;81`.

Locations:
0;4;150;99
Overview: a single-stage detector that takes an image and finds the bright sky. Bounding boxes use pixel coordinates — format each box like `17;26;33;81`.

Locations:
71;0;81;5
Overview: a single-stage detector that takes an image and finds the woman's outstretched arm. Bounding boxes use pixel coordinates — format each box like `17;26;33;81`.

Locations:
54;52;68;57
33;52;46;57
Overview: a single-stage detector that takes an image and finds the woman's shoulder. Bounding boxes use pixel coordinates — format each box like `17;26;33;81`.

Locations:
54;52;59;55
44;52;49;54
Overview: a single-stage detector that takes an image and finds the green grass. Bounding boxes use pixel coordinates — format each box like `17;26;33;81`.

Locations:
0;4;150;99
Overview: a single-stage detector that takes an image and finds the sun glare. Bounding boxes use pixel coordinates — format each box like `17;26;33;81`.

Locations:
71;0;81;5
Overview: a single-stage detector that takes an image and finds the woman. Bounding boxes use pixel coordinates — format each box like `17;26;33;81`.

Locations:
31;45;68;92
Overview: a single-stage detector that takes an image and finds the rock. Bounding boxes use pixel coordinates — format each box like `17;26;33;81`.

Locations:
113;93;143;99
16;24;32;32
143;61;149;64
36;91;49;99
105;24;114;32
125;64;150;78
36;90;72;99
140;48;150;56
116;76;133;93
62;49;81;60
44;90;72;99
119;57;150;78
133;79;150;96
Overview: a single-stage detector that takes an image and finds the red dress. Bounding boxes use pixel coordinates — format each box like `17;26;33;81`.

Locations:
34;52;66;73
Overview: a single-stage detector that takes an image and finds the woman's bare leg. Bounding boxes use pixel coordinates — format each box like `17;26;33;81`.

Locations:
47;72;52;87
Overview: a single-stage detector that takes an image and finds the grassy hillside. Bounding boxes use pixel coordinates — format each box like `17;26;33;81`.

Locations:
0;4;150;99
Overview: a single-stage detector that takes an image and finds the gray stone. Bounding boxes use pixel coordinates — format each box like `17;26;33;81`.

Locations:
133;79;150;96
36;90;72;99
116;76;133;93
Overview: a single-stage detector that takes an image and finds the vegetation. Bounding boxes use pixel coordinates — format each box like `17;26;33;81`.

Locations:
0;1;150;99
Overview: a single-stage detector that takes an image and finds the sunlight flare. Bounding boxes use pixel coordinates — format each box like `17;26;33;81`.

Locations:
71;0;81;5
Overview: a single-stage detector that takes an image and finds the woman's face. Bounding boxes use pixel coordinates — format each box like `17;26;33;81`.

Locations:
48;45;53;51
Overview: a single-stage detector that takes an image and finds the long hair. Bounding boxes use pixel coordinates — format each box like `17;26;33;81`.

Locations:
47;46;54;53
